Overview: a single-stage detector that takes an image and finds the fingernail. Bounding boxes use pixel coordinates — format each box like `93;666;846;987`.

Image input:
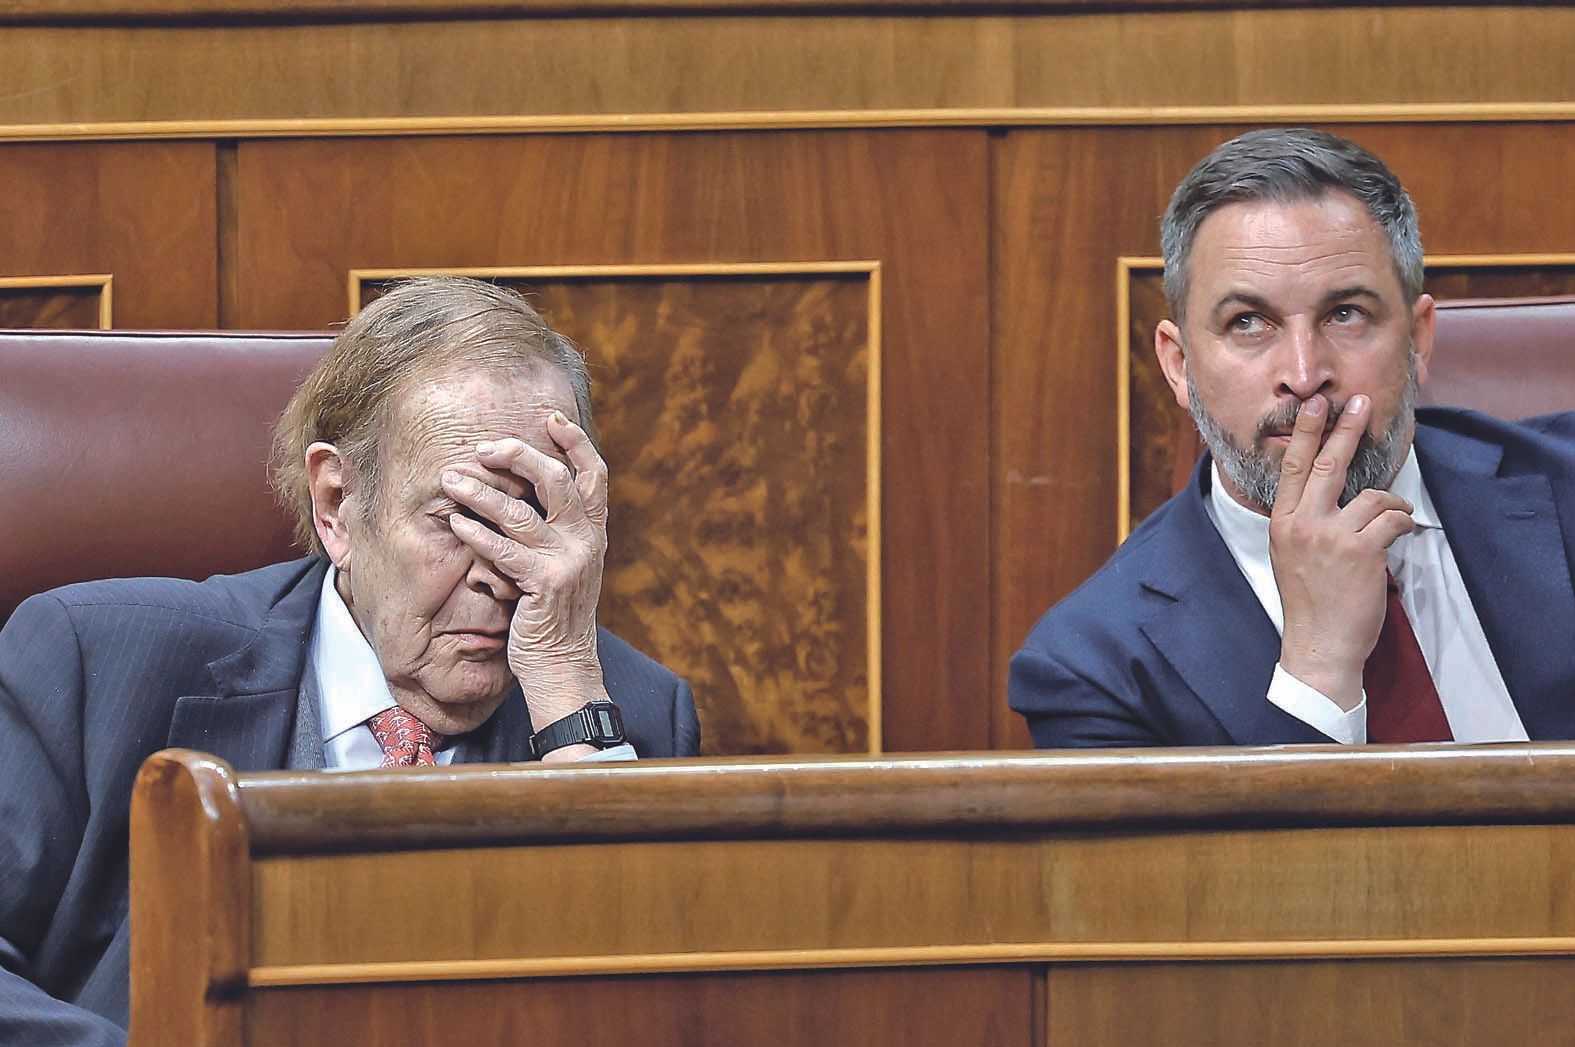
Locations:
476;441;495;455
1349;394;1369;413
550;411;569;426
1301;397;1325;417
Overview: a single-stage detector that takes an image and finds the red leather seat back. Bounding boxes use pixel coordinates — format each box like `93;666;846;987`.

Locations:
0;330;331;625
1425;296;1575;419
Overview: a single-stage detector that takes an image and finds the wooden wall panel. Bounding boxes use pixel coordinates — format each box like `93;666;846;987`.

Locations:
1;7;1573;127
245;968;1034;1047
0;142;217;328
233;130;990;752
991;122;1575;749
249;823;1575;966
1045;958;1575;1046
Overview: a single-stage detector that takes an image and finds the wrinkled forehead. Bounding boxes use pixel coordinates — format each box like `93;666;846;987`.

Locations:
378;364;577;491
1188;194;1402;298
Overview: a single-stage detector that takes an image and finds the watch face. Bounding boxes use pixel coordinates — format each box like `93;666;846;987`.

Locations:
593;707;618;737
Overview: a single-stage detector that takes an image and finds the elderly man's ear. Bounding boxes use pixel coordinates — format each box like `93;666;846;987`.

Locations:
306;442;355;570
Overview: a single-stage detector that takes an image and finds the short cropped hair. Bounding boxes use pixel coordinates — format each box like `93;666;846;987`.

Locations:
1160;128;1424;322
271;276;596;557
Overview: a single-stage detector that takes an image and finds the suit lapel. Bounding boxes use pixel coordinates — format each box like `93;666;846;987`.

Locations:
166;690;301;772
166;559;330;772
1417;426;1575;739
1136;461;1334;745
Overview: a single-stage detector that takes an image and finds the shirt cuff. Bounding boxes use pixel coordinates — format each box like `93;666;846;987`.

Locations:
1267;664;1368;745
573;743;638;763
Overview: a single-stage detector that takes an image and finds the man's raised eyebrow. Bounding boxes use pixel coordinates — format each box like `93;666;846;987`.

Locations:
1319;286;1384;308
1209;291;1275;321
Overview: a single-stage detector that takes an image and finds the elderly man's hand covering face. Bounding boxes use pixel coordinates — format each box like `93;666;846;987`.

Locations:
309;366;612;741
442;412;609;730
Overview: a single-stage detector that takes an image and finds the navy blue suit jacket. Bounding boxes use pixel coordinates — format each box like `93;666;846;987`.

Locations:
0;557;700;1046
1009;408;1575;748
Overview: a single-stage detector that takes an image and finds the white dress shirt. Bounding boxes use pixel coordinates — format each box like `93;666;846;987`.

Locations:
1203;450;1527;745
309;567;637;768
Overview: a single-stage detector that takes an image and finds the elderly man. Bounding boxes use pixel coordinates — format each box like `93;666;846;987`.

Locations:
0;276;700;1045
1011;128;1575;748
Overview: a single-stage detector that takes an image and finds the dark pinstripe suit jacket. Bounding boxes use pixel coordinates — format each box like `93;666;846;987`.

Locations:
0;557;700;1046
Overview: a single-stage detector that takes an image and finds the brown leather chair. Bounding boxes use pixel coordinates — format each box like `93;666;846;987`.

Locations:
0;330;331;625
1423;296;1575;419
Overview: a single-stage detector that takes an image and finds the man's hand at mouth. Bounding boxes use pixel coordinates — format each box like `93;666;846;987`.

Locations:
1269;393;1415;709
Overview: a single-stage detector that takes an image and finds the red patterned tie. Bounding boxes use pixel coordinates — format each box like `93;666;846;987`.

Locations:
367;706;444;767
1363;573;1452;743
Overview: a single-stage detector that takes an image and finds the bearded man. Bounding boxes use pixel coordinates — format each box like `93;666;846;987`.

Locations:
1009;128;1575;748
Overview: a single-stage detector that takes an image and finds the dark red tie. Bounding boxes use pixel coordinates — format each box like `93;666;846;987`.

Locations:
367;706;444;767
1364;573;1452;743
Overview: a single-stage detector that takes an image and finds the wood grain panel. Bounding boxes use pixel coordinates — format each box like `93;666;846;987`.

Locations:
245;967;1033;1047
357;268;878;755
991;121;1575;749
235;131;989;752
1045;958;1575;1047
1;7;1572;126
991;126;1229;749
249;823;1575;966
0;142;216;327
1123;258;1575;529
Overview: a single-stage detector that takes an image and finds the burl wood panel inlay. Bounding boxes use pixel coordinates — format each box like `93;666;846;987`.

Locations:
1122;259;1575;533
360;270;876;756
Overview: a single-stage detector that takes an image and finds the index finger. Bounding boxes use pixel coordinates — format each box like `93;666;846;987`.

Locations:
1271;395;1327;518
1300;393;1370;512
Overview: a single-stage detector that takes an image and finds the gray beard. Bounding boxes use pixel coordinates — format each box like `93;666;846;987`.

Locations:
1185;353;1418;513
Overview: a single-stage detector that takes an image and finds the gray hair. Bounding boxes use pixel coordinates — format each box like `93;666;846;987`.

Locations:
1160;128;1424;322
272;275;596;557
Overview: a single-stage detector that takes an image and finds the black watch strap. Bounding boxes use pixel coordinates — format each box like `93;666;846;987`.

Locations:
527;700;626;759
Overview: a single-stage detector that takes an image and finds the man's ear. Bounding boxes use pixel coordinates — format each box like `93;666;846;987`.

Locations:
1154;318;1191;410
306;442;355;569
1409;292;1436;386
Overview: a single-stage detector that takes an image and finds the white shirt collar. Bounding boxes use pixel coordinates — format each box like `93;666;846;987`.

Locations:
309;565;398;746
1209;443;1437;546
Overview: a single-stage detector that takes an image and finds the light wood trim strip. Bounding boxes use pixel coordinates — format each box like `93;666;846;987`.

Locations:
346;261;881;315
0;273;114;289
249;936;1575;986
5;0;1542;23
1114;258;1137;545
6;104;1575;145
865;262;883;754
